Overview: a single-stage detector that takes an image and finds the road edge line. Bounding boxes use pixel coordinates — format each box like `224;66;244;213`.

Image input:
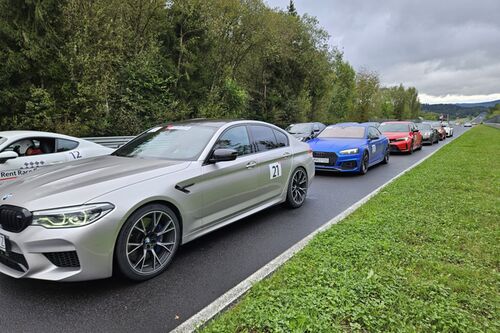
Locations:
171;134;460;333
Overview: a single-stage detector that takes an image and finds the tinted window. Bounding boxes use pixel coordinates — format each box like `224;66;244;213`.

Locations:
0;137;6;145
368;127;380;138
215;126;252;156
113;124;216;161
57;139;79;152
249;126;278;151
3;137;55;156
416;123;431;130
273;129;289;147
318;126;365;138
379;123;410;132
286;123;313;135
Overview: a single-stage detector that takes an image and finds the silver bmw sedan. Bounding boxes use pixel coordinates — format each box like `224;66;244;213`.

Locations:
0;120;314;281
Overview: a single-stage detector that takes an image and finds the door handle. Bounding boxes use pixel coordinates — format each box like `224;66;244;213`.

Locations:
282;152;291;158
246;161;257;169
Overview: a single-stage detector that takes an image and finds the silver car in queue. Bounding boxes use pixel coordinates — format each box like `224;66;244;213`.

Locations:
0;120;314;281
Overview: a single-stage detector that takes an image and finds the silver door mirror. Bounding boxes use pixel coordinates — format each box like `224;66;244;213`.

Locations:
0;151;18;164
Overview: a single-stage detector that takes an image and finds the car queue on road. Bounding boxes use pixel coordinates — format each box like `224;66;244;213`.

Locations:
0;118;454;283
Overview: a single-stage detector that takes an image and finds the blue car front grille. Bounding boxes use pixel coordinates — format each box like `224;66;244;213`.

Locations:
312;151;338;165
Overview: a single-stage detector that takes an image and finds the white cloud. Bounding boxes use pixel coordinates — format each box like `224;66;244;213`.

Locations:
265;0;500;101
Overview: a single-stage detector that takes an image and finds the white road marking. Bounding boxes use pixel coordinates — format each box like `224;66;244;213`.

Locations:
171;131;464;333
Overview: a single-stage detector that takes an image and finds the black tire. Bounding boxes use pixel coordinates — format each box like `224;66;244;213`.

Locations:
115;204;181;281
286;167;308;208
382;148;390;164
359;152;369;174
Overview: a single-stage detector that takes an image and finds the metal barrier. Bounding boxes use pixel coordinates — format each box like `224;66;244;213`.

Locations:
82;136;135;149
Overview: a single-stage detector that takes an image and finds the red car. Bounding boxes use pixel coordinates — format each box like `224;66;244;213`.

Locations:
379;121;423;154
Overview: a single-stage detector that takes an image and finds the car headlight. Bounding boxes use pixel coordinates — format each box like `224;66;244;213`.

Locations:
339;148;359;155
394;137;409;142
32;203;115;228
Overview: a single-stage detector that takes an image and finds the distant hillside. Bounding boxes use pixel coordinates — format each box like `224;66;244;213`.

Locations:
422;103;488;118
456;99;500;108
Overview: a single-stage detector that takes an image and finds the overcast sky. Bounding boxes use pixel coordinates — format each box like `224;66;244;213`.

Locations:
266;0;500;104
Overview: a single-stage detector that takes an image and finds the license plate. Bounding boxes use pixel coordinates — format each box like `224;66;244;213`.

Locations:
313;157;330;164
0;234;6;252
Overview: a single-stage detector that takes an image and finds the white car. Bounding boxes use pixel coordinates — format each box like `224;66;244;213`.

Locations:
0;131;113;185
441;122;454;137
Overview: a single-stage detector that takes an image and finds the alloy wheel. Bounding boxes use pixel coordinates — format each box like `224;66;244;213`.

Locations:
126;211;177;275
290;168;308;205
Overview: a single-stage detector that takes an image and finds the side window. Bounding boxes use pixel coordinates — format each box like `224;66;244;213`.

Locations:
57;139;79;152
249;126;278;152
214;126;252;156
368;127;379;138
273;129;289;147
3;137;55;157
313;123;320;131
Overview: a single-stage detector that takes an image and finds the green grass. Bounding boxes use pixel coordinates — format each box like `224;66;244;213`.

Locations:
202;126;500;333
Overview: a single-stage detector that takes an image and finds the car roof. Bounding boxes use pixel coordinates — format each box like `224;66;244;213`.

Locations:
329;123;368;127
381;121;412;124
0;130;77;140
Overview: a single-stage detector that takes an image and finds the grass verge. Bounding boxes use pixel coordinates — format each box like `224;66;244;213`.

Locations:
203;126;500;332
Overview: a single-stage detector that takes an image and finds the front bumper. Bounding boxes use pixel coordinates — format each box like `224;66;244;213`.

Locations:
0;210;120;281
313;151;361;172
389;140;411;152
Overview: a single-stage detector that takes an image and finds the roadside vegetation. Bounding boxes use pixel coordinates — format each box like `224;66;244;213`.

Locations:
1;0;421;136
203;125;500;332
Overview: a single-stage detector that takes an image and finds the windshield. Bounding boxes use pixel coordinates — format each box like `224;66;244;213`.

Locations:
286;123;313;134
317;126;365;139
379;123;409;132
112;124;217;161
430;122;442;128
416;123;431;130
0;137;6;145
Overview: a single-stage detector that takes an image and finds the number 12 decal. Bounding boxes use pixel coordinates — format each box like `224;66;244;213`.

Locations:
70;151;82;160
269;162;282;179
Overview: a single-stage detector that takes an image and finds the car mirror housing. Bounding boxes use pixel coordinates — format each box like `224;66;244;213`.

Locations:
209;149;238;163
0;151;18;164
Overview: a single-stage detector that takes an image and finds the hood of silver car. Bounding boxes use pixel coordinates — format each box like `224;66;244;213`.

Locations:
0;156;189;211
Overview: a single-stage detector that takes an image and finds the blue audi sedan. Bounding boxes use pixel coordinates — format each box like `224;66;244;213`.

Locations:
307;123;389;174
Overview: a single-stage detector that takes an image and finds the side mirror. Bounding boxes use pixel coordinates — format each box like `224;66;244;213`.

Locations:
369;136;379;141
0;151;18;164
413;129;420;133
209;149;238;163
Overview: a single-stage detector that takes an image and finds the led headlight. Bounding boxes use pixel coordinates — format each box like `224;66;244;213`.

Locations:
339;148;359;155
394;137;409;142
32;203;114;228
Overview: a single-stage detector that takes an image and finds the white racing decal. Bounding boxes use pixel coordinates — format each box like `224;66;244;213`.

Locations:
70;151;82;160
371;145;376;154
269;162;282;179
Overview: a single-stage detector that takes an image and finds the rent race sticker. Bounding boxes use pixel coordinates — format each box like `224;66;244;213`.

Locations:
269;162;282;179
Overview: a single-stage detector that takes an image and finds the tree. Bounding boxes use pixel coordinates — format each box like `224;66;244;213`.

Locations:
287;0;298;16
352;69;380;122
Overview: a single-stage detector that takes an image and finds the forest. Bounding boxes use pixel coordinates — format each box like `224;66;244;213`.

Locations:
0;0;422;136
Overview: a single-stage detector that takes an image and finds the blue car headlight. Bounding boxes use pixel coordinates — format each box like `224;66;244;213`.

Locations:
32;203;115;228
339;148;359;155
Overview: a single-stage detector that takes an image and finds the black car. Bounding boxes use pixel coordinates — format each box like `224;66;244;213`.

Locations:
286;122;326;142
417;123;439;145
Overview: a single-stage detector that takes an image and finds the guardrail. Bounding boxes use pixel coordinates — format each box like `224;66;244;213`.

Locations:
82;136;135;149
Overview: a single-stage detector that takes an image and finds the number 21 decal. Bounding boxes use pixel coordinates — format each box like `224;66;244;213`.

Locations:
269;162;282;179
70;151;82;160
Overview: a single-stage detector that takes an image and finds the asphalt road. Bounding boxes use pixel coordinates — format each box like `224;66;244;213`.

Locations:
0;127;468;333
